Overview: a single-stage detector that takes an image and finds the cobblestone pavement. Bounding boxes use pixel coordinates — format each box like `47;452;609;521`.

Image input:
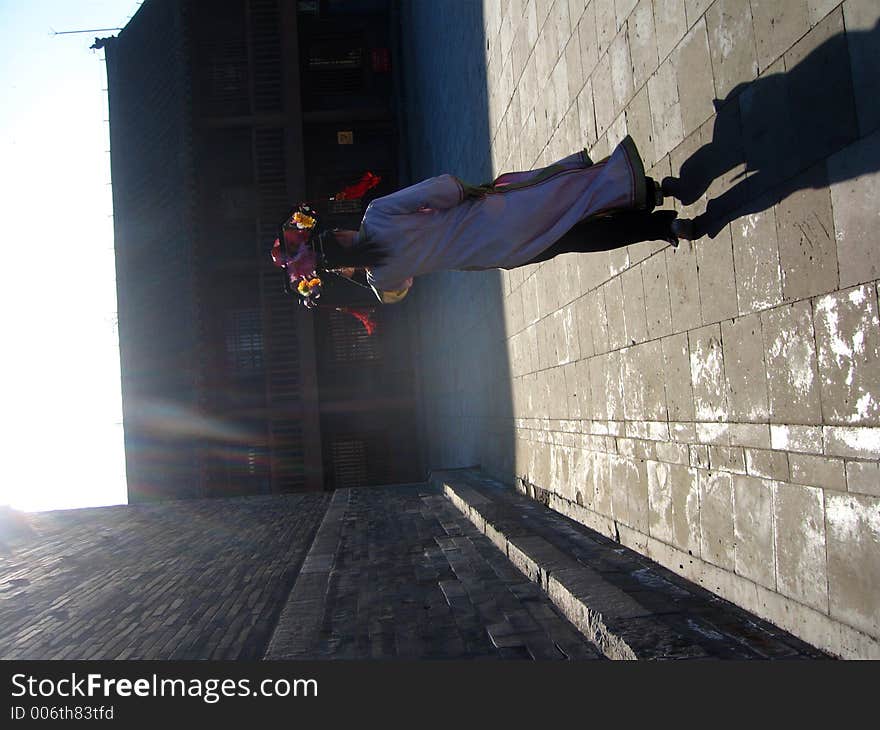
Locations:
399;0;880;658
265;484;602;659
0;494;328;659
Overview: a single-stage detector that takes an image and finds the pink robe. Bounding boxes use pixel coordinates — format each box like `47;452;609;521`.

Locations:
364;136;647;299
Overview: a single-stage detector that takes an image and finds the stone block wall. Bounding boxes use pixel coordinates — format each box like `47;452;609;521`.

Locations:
406;0;880;658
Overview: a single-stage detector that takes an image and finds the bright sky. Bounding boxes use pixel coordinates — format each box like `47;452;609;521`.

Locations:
0;1;142;512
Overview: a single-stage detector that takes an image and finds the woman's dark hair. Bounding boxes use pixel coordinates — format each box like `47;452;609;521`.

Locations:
317;228;387;270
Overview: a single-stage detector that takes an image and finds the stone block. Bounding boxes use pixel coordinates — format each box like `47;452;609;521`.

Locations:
610;454;632;525
696;421;730;445
628;0;659;90
623;339;666;421
814;284;880;426
828;131;880;289
652;0;687;61
589;355;608;420
708;445;746;474
705;0;758;101
616;0;639;25
604;277;627;350
696;225;738;324
621;265;648;345
648;57;684;156
689;323;729;422
642;249;673;339
750;0;811;71
761;301;822;425
775;166;839;302
730;208;783;315
727;423;771;449
609;26;634;116
595;0;618;56
673;18;716;136
683;0;711;24
733;474;776;589
825;491;880;637
699;469;735;570
625;86;656;168
745;448;790;481
823;426;880;460
647;459;674;544
606;350;626;420
589;288;611;354
721;312;769;421
576;1;599;77
773;481;829;613
844;0;880;136
665;240;702;333
655;440;689;465
789;453;846;492
662;331;695;420
576;78;598;151
770;424;824;454
784;8;858;169
846;461;880;497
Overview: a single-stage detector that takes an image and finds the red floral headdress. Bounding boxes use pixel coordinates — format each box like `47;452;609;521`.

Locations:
270;172;382;333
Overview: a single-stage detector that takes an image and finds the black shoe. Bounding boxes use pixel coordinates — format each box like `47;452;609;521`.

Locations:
670;218;697;242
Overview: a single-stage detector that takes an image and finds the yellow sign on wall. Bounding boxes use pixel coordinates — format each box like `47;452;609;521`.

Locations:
337;131;354;145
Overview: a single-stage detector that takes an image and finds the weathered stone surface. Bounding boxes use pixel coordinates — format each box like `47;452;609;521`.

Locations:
696;225;739;324
665;240;702;332
773;481;829;613
775;166;839;301
733;474;776;590
846;460;880;497
722;313;769;421
813;285;880;426
699;470;735;570
789;453;847;491
825;491;880;637
828;131;880;288
762;301;822;425
673;18;716;136
730;207;783;315
628;0;659;90
745;448;790;481
750;0;811;70
642;250;673;339
662;331;695;421
690;323;729;422
844;0;880;136
625;85;656;168
653;0;687;61
648;57;684;155
705;0;759;100
621;265;648;345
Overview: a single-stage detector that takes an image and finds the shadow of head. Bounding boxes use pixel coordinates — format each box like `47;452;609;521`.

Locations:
670;21;880;238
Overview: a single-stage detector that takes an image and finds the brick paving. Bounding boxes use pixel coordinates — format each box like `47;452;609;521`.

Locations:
399;0;880;658
265;483;602;659
0;495;328;659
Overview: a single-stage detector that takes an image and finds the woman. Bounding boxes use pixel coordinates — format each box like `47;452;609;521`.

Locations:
274;136;695;306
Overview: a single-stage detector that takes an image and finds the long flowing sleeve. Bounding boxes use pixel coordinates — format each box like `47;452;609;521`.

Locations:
371;174;463;214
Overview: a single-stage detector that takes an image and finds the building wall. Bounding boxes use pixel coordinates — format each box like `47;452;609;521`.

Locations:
106;0;201;501
107;0;419;499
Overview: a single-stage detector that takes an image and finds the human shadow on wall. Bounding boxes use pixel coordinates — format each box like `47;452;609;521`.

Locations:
663;21;880;239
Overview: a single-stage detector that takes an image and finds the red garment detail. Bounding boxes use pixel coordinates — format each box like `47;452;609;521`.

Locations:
334;172;381;200
335;306;377;335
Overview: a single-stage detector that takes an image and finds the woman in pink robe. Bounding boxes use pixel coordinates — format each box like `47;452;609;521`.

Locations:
316;136;694;303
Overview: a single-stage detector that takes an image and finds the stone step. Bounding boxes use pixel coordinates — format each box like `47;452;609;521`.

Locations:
431;468;828;660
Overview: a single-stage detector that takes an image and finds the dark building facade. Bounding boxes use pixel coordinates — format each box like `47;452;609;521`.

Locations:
102;0;421;501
